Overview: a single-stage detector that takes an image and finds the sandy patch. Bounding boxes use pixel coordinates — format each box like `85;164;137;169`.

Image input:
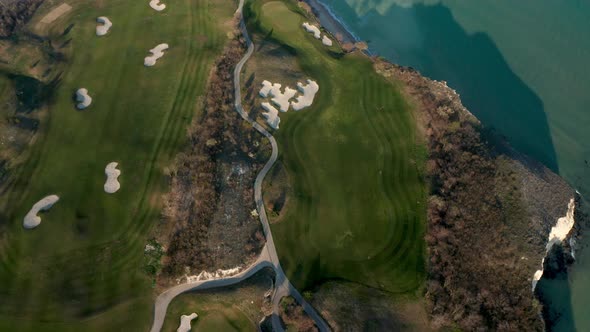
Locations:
40;3;72;24
261;102;280;129
23;195;60;229
302;22;321;39
149;0;166;11
96;16;112;36
181;266;242;284
291;80;319;111
144;43;169;66
177;313;198;332
76;88;92;109
322;35;333;46
104;162;121;193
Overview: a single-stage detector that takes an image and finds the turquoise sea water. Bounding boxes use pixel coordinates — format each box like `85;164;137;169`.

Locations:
317;0;590;329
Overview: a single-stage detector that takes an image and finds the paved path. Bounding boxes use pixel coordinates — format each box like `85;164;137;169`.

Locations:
149;0;330;331
149;248;274;332
233;0;329;330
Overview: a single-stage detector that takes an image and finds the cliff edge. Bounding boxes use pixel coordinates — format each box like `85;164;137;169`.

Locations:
375;60;584;331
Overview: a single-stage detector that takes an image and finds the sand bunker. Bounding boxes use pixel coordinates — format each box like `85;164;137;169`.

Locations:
96;16;112;36
259;80;279;98
302;22;321;39
104;162;121;193
532;198;576;291
177;313;198;332
291;80;319;111
259;80;297;112
149;0;166;11
261;102;280;129
271;86;297;112
76;88;92;109
322;35;333;46
259;79;319;128
23;195;60;229
144;43;169;66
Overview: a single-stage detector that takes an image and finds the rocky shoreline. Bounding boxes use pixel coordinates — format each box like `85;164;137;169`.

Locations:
379;58;584;331
302;0;358;45
298;0;585;329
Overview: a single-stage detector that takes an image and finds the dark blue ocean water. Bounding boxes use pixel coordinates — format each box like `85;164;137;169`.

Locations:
317;0;590;329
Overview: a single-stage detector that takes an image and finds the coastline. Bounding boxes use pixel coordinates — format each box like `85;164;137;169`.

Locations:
303;0;359;44
300;0;585;330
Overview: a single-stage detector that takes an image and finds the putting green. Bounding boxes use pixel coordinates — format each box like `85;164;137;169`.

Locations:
246;0;427;293
0;0;235;330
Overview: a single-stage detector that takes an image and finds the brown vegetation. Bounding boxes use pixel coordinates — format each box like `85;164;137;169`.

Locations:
279;296;318;332
0;0;44;38
311;281;433;332
375;60;576;331
158;37;269;282
0;2;66;196
262;161;290;223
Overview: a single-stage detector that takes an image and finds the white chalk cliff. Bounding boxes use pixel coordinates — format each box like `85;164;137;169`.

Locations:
532;198;576;291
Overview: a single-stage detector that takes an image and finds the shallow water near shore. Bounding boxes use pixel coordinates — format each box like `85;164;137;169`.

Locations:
316;0;590;329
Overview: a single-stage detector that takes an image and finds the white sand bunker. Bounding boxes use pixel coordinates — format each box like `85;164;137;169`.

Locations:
532;197;576;291
322;35;333;46
149;0;166;11
302;22;321;39
259;80;297;112
23;195;60;229
104;162;121;193
144;43;169;66
259;80;280;98
261;102;280;129
258;79;319;129
177;313;198;332
96;16;112;36
291;80;319;111
76;88;92;109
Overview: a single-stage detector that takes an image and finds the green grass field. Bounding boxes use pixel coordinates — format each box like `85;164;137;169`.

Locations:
0;0;236;330
245;0;427;293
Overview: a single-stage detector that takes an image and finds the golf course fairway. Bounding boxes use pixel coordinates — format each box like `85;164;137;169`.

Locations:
0;0;235;330
246;0;427;294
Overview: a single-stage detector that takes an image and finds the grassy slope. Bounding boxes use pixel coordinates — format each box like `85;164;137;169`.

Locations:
0;0;235;330
247;0;427;293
